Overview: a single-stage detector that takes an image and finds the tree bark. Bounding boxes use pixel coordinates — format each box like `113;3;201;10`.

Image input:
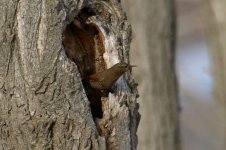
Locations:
121;1;180;150
204;0;226;144
0;0;139;149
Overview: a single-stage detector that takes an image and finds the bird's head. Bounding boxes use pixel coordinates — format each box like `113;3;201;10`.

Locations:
112;62;136;74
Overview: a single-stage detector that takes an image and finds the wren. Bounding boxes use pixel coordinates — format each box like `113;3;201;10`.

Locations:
84;62;135;118
86;62;136;91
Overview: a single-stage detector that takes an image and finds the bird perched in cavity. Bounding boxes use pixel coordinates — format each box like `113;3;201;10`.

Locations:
87;62;136;90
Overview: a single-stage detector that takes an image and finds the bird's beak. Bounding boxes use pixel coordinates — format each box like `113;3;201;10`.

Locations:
128;65;137;70
130;65;137;68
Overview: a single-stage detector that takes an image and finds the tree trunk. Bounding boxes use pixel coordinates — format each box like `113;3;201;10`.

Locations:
121;0;180;150
0;0;139;149
204;0;226;144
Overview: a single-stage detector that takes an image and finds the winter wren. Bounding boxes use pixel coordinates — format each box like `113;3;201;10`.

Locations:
87;62;136;90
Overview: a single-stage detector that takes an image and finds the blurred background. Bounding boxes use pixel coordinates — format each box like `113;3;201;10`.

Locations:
176;0;224;149
122;0;226;150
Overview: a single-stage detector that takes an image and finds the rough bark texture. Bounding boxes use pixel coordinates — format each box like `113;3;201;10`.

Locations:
0;0;139;149
121;1;180;150
204;0;226;143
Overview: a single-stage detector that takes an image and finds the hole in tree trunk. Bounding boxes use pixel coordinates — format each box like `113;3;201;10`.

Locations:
62;8;106;119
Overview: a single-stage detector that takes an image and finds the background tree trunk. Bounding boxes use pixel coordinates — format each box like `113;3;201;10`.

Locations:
204;0;226;144
0;0;139;149
121;0;180;150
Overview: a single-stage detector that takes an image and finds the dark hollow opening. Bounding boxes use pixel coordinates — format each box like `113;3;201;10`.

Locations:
62;8;106;119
